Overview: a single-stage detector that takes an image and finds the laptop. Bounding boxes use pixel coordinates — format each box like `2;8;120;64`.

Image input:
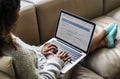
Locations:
46;10;96;73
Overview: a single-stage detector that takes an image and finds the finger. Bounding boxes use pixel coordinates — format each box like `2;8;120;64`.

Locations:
64;56;71;62
60;51;67;57
43;42;51;47
57;51;62;55
44;43;58;51
48;44;58;49
57;51;67;59
44;47;58;52
62;52;68;57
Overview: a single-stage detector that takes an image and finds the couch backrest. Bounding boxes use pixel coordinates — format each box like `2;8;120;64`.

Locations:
25;0;103;43
15;0;120;44
13;1;40;45
103;0;120;14
63;0;103;19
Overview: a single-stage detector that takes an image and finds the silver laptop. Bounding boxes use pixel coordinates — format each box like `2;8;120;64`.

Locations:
47;10;95;73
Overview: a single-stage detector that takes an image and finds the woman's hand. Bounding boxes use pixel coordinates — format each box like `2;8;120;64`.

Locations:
42;43;70;62
56;51;70;62
41;43;58;57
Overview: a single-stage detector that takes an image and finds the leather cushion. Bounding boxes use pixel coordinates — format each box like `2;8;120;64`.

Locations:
107;7;120;20
70;64;103;79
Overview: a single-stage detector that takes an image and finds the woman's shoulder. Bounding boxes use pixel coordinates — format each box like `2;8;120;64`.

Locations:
11;33;43;56
11;34;30;48
2;34;35;59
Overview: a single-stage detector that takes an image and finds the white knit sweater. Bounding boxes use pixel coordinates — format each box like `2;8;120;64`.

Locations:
2;34;64;79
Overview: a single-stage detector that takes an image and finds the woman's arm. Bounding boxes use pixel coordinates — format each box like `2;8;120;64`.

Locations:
12;35;69;79
39;56;64;79
14;46;64;79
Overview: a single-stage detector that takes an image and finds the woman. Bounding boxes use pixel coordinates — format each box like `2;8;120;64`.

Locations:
0;0;117;79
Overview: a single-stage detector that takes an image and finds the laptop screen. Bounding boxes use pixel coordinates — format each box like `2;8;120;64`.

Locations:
56;10;95;52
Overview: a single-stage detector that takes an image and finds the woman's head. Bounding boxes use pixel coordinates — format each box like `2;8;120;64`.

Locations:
0;0;20;35
0;0;20;56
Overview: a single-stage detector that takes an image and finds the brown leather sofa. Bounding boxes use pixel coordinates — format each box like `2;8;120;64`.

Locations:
8;0;120;79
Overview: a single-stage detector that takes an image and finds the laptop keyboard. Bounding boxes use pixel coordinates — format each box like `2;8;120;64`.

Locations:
51;40;82;62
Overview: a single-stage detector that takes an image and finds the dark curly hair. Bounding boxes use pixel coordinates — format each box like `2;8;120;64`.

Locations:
0;0;20;56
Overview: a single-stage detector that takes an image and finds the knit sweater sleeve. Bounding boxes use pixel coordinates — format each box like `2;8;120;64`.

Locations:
40;57;64;79
11;34;64;79
13;46;64;79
